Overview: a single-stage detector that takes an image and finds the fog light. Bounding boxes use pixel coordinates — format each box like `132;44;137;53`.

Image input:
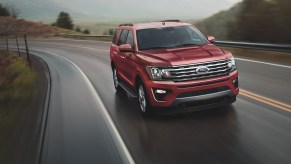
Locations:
233;78;239;89
155;89;167;94
153;89;169;101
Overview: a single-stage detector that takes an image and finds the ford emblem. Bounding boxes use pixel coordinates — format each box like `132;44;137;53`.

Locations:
196;66;209;74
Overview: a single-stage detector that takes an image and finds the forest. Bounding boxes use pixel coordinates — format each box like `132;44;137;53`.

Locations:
195;0;291;44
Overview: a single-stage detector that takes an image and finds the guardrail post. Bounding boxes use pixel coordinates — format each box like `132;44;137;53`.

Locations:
24;34;31;68
16;35;20;57
6;33;9;55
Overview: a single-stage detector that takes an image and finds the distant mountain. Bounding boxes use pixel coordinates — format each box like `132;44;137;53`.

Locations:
3;0;240;23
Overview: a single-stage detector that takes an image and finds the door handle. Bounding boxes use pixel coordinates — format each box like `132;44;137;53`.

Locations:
120;56;125;59
113;52;117;55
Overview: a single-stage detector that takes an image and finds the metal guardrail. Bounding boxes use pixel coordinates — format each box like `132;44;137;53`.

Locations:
56;34;291;53
215;41;291;53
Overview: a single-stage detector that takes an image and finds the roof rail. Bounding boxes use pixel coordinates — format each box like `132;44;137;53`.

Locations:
160;20;181;22
119;23;134;27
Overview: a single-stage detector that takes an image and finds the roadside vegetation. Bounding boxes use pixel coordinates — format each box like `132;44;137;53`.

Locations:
0;51;36;107
0;51;36;126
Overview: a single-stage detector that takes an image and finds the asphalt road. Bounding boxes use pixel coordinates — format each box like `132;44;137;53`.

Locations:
5;38;291;164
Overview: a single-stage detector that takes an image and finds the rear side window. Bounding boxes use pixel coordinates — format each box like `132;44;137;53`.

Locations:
112;29;120;44
126;31;134;48
117;30;129;46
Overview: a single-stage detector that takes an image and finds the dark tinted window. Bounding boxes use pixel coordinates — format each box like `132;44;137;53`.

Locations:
112;29;120;44
117;30;129;46
137;26;208;51
126;31;134;48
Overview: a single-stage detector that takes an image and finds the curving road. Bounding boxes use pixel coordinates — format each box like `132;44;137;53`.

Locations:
6;38;291;164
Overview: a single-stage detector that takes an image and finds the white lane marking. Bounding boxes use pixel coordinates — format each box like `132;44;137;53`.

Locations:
236;57;291;69
30;49;135;164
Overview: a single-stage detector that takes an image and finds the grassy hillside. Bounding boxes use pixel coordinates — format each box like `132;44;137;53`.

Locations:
195;0;291;44
0;16;82;36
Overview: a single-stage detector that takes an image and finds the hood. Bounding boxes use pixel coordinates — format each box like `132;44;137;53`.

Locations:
137;44;228;66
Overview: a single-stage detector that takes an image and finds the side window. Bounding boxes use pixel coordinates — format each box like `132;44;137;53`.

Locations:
112;29;120;44
117;30;129;46
126;31;134;48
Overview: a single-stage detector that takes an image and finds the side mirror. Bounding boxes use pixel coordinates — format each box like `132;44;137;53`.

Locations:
207;36;216;43
119;44;133;52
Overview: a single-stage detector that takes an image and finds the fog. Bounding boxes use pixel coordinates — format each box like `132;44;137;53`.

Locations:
4;0;242;22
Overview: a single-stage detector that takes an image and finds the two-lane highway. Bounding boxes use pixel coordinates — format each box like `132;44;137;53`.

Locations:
7;38;291;163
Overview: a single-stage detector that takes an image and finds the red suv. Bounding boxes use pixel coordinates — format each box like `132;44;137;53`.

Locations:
110;20;239;116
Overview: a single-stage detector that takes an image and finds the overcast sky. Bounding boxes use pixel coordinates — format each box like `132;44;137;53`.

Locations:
6;0;243;22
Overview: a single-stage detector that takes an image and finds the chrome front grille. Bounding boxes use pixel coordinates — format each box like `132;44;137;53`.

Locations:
164;59;230;82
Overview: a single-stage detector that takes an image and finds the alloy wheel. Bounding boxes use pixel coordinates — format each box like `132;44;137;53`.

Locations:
138;85;146;112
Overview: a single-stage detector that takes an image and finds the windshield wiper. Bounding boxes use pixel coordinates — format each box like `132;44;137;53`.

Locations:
174;43;198;48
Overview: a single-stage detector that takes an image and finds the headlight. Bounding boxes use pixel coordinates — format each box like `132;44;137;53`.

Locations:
146;66;171;80
228;57;237;72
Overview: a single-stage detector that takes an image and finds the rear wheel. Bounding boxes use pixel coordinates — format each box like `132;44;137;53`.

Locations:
138;82;151;117
112;67;122;91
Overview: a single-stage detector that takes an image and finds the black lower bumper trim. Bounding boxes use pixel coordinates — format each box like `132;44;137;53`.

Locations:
152;95;236;114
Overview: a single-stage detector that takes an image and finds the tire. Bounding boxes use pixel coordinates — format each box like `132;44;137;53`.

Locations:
229;96;237;104
112;67;122;92
137;81;152;117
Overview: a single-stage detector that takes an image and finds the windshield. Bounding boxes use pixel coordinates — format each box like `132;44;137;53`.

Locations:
137;25;208;51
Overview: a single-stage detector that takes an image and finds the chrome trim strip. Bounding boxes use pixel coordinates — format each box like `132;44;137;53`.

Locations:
170;69;228;78
171;73;228;82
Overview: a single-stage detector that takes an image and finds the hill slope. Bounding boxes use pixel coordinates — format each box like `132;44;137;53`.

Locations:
0;16;83;36
195;0;291;44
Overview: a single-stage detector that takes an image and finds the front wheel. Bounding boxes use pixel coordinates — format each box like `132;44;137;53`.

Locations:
113;68;122;91
138;83;151;117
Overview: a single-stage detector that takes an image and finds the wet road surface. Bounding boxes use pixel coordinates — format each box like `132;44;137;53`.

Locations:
6;38;291;164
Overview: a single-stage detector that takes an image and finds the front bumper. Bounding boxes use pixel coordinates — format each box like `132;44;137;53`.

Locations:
144;70;239;108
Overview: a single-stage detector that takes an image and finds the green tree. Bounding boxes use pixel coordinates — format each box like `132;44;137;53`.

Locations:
51;22;56;27
75;27;81;32
56;12;74;30
83;29;90;34
7;4;18;18
0;4;19;18
108;29;114;35
0;3;10;17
